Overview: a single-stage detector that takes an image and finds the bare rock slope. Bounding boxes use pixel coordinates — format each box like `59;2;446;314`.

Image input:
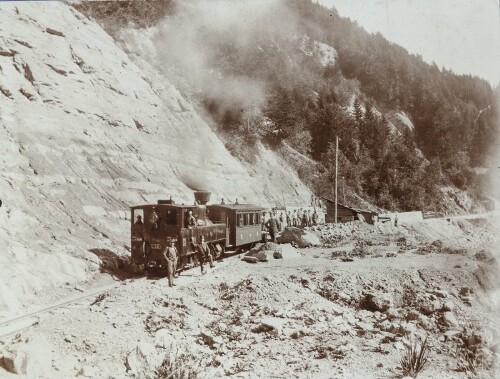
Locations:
0;2;311;316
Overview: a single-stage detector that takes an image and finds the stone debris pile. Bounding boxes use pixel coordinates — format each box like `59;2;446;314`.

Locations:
242;243;301;263
0;336;52;378
278;227;321;247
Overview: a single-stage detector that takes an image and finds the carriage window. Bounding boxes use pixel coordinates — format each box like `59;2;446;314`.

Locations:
238;213;244;227
165;209;177;225
252;213;257;225
245;213;250;226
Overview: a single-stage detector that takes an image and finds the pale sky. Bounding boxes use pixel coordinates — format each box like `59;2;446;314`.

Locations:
318;0;500;86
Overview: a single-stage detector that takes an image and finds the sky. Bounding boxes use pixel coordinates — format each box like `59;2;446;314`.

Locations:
318;0;500;86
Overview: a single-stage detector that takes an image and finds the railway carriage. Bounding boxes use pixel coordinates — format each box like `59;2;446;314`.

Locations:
206;204;265;248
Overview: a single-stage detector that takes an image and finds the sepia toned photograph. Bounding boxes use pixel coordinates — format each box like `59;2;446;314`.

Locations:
0;0;499;378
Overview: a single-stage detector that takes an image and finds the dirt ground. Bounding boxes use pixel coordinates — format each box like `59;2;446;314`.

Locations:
1;217;499;379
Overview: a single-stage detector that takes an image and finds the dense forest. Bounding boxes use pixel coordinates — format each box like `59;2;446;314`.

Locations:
77;0;499;212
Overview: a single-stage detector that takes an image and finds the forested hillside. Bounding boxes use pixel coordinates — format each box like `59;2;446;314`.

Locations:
77;0;499;212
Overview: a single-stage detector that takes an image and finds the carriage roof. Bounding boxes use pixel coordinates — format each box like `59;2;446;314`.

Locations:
208;204;264;211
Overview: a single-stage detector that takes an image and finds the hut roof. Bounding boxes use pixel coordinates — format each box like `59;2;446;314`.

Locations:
320;197;376;215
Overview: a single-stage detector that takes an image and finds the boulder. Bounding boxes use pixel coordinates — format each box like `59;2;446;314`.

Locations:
244;249;268;262
355;321;374;333
442;300;455;312
360;293;394;312
473;250;494;262
290;330;306;339
338;292;351;302
125;342;163;378
254;251;268;262
442;312;459;327
237;309;251;320
76;365;98;377
273;251;283;259
242;256;259;264
385;308;401;321
278;227;320;248
2;336;52;378
433;289;449;298
200;331;223;347
417;314;433;330
251;317;286;336
466;333;483;348
418;299;442;315
405;309;421;321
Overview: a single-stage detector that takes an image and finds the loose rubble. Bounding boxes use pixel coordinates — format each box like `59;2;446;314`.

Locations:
0;216;499;378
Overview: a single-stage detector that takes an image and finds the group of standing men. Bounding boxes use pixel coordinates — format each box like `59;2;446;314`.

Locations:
263;208;321;243
161;236;216;287
286;209;320;227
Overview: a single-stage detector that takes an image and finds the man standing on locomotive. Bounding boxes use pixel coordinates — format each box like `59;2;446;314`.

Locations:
186;210;196;228
163;238;178;287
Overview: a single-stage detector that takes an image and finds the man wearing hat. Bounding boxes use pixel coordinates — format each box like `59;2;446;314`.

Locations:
197;235;214;275
163;238;178;287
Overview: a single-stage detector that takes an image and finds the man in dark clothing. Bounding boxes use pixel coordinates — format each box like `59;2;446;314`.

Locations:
135;215;143;225
197;236;214;274
163;239;178;287
302;211;308;228
265;213;279;243
312;210;319;226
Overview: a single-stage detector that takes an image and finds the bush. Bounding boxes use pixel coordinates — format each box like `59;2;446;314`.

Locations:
156;345;209;379
400;337;430;378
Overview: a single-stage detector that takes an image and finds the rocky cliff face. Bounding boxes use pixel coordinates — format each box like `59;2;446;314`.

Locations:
0;2;312;315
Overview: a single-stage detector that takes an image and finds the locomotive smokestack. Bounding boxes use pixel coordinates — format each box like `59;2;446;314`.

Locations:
194;191;211;205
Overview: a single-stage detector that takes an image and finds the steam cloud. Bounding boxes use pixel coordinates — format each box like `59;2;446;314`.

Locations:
153;0;300;193
154;0;299;117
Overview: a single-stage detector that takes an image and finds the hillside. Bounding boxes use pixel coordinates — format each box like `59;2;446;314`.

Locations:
0;1;312;316
77;0;499;213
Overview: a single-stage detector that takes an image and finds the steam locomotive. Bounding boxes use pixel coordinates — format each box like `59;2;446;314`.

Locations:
130;191;264;270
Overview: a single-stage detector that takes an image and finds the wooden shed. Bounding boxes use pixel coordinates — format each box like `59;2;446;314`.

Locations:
321;198;376;224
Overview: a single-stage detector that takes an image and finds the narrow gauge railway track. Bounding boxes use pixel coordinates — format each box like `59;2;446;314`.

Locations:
0;280;132;340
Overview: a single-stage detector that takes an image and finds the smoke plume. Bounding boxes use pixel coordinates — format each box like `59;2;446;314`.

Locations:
154;0;299;117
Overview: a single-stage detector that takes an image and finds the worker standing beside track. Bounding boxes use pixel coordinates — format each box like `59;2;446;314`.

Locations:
266;213;279;243
163;239;178;287
197;235;214;274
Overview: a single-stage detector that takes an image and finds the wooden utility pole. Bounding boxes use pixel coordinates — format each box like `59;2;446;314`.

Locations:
334;135;339;224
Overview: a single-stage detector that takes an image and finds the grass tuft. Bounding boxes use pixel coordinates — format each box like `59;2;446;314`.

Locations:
156;345;207;379
400;337;430;378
